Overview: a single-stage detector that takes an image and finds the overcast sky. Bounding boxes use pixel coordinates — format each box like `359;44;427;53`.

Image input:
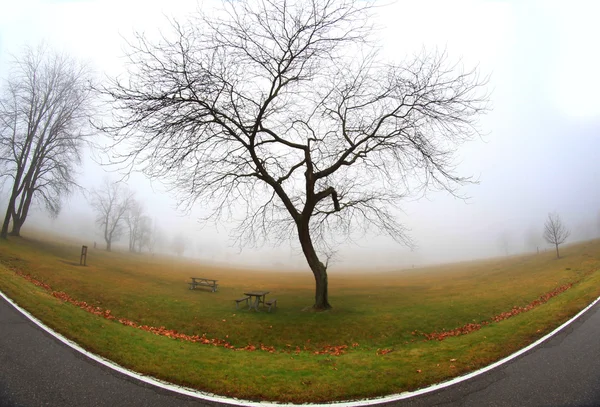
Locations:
0;0;599;270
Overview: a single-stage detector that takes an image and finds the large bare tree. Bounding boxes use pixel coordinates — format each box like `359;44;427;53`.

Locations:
0;45;94;238
90;179;134;251
543;212;570;259
98;0;489;309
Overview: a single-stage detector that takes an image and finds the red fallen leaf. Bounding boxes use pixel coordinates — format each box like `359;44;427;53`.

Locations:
260;344;276;353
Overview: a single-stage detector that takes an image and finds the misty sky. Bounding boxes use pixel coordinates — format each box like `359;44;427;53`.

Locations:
0;0;599;270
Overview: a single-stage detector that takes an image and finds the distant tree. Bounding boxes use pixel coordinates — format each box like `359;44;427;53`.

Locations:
125;199;140;252
171;233;186;257
147;219;165;254
125;198;149;252
90;180;134;251
97;0;489;309
543;212;570;259
136;215;152;252
0;45;94;238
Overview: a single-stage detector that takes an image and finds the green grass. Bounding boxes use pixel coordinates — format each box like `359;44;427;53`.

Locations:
1;231;599;402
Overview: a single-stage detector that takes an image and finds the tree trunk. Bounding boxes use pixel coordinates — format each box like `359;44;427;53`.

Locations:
1;185;20;239
297;221;332;310
555;243;560;259
10;187;34;237
106;240;112;252
0;203;13;239
9;218;24;237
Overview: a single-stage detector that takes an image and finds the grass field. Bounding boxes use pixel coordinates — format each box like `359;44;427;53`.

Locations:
1;232;600;402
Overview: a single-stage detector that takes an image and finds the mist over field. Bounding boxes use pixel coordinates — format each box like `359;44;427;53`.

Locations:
1;0;599;271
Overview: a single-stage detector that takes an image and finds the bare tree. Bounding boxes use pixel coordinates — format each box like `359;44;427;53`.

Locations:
136;215;152;252
90;179;133;251
543;212;570;259
147;218;163;254
125;198;148;252
98;0;489;309
0;45;94;238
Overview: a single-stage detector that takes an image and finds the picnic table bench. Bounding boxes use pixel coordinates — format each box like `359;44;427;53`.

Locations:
188;277;218;292
236;291;277;312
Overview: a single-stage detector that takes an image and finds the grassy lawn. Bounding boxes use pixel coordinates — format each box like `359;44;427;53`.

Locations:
1;232;599;402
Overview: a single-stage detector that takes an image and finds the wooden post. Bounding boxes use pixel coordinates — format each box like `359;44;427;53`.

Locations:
80;245;88;266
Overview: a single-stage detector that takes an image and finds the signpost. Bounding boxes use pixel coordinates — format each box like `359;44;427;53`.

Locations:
80;245;88;266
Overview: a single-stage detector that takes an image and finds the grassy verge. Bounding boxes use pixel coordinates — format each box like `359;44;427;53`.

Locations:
1;233;599;402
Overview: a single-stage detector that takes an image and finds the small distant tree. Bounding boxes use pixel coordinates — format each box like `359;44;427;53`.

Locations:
543;212;570;259
136;215;152;252
90;180;134;251
147;219;164;254
125;198;151;253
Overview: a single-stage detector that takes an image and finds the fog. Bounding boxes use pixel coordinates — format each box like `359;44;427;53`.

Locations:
1;0;599;271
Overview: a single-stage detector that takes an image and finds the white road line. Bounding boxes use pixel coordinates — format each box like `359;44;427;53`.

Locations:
2;289;599;407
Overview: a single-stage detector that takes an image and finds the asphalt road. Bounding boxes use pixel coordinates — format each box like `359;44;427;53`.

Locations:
1;294;599;407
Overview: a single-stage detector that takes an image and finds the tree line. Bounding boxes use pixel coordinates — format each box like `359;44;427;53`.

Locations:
89;178;188;256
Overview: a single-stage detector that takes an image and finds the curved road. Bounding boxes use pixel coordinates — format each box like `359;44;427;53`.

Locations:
1;294;600;407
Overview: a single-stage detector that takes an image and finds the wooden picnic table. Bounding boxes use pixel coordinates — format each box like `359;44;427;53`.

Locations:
243;291;270;311
189;277;218;292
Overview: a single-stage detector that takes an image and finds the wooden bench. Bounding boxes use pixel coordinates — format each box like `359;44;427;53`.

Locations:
189;277;218;292
235;296;250;309
265;298;277;312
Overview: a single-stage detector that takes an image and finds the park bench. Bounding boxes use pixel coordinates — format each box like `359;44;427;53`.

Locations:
189;277;218;292
265;298;277;312
235;296;250;309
